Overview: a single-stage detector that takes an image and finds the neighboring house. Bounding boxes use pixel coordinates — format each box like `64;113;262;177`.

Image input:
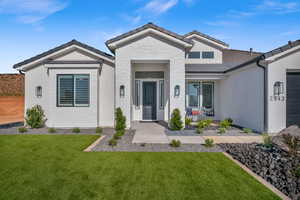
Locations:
13;23;300;133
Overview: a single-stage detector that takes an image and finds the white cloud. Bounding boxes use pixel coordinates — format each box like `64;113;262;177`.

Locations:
257;0;300;14
182;0;195;6
0;0;68;24
142;0;178;15
121;14;142;25
205;20;238;27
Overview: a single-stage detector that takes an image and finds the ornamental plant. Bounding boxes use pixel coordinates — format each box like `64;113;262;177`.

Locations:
170;109;183;130
204;138;214;147
115;107;126;131
25;105;46;128
197;119;213;129
243;128;252;134
170;139;181;147
220;119;231;129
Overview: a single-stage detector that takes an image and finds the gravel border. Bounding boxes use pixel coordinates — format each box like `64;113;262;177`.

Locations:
92;128;223;152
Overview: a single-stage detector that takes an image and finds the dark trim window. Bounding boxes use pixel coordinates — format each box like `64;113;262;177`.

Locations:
135;80;140;107
202;51;214;59
159;80;164;109
57;74;90;107
188;51;201;59
36;86;42;98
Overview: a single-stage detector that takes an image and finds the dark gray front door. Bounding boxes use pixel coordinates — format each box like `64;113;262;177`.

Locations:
287;72;300;126
143;82;157;120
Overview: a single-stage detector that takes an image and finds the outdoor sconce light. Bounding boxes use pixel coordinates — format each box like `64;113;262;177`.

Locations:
36;86;42;98
174;85;180;97
273;81;284;96
120;85;125;97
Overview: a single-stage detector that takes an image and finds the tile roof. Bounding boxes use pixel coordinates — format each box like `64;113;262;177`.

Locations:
184;30;229;47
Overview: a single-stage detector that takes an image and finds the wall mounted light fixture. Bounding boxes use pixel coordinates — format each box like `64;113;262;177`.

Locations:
120;85;125;97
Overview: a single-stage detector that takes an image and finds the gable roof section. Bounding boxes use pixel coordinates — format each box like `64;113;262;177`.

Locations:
105;22;193;52
13;39;114;69
184;30;229;48
225;39;300;73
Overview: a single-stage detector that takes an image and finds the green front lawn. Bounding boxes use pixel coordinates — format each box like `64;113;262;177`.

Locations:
0;135;279;200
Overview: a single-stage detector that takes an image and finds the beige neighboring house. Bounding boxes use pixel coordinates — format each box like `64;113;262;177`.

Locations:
13;23;300;133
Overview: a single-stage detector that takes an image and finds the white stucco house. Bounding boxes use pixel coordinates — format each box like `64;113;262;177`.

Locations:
13;23;300;133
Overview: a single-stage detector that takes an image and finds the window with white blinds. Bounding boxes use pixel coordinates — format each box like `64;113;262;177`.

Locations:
57;74;90;107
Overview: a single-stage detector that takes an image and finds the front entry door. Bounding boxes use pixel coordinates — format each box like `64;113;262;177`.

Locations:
143;82;157;120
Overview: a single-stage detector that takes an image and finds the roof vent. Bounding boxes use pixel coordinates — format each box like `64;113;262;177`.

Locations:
288;41;292;46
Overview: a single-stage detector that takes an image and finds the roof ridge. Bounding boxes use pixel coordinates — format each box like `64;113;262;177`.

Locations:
184;30;229;47
13;40;114;69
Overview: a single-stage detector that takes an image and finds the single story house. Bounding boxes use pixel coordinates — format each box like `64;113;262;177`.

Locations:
13;23;300;133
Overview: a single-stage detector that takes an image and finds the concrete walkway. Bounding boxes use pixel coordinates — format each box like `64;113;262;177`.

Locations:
132;122;263;144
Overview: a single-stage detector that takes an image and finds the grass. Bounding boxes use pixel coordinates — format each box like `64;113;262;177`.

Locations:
0;135;280;200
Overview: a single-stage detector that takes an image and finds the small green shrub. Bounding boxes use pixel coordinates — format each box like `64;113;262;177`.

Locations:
115;108;126;131
220;119;231;129
225;118;233;124
243;128;252;134
197;119;213;129
95;127;102;134
108;138;117;146
25;105;46;128
294;166;300;177
48;128;56;133
170;139;181;147
185;117;192;126
218;127;226;134
196;128;203;134
170;109;183;130
282;134;300;155
204;138;214;147
72;128;80;133
262;133;272;148
116;129;125;136
18;127;27;133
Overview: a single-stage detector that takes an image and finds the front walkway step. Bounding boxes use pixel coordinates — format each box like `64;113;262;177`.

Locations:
168;136;205;144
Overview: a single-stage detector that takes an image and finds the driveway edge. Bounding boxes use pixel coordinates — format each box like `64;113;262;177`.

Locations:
84;135;106;152
223;152;290;200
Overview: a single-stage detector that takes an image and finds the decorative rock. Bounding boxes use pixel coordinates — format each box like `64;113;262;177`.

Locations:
220;143;300;200
272;125;300;152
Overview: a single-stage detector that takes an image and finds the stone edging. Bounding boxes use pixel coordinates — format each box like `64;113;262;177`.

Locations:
83;135;106;152
223;152;290;200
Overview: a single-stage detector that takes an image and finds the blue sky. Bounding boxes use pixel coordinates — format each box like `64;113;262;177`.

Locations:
1;0;300;73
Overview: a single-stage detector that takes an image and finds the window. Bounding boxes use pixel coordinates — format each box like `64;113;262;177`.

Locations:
57;74;89;107
202;83;214;109
187;82;200;107
135;80;140;107
188;51;201;59
36;86;42;98
159;80;164;109
202;51;214;59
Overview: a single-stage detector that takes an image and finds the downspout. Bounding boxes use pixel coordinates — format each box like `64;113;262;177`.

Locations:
256;55;267;132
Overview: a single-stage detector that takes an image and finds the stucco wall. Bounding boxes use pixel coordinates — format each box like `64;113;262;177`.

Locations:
267;49;300;133
24;50;115;128
219;64;264;132
115;35;186;127
185;38;223;64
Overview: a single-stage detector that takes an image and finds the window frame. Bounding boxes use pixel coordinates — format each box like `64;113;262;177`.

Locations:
188;51;201;59
202;51;214;59
56;74;90;107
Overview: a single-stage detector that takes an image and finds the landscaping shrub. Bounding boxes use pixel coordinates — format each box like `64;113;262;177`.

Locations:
25;105;46;128
48;128;56;133
243;128;252;134
95;127;102;134
220;119;231;129
115;107;126;131
170;139;181;147
108;138;117;146
196;128;203;134
116;129;125;136
218;127;226;134
72;128;80;133
204;138;214;147
197;119;212;129
185;117;192;127
282;134;300;155
170;109;183;130
18;127;27;133
225;118;233;124
113;134;121;140
262;133;273;148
